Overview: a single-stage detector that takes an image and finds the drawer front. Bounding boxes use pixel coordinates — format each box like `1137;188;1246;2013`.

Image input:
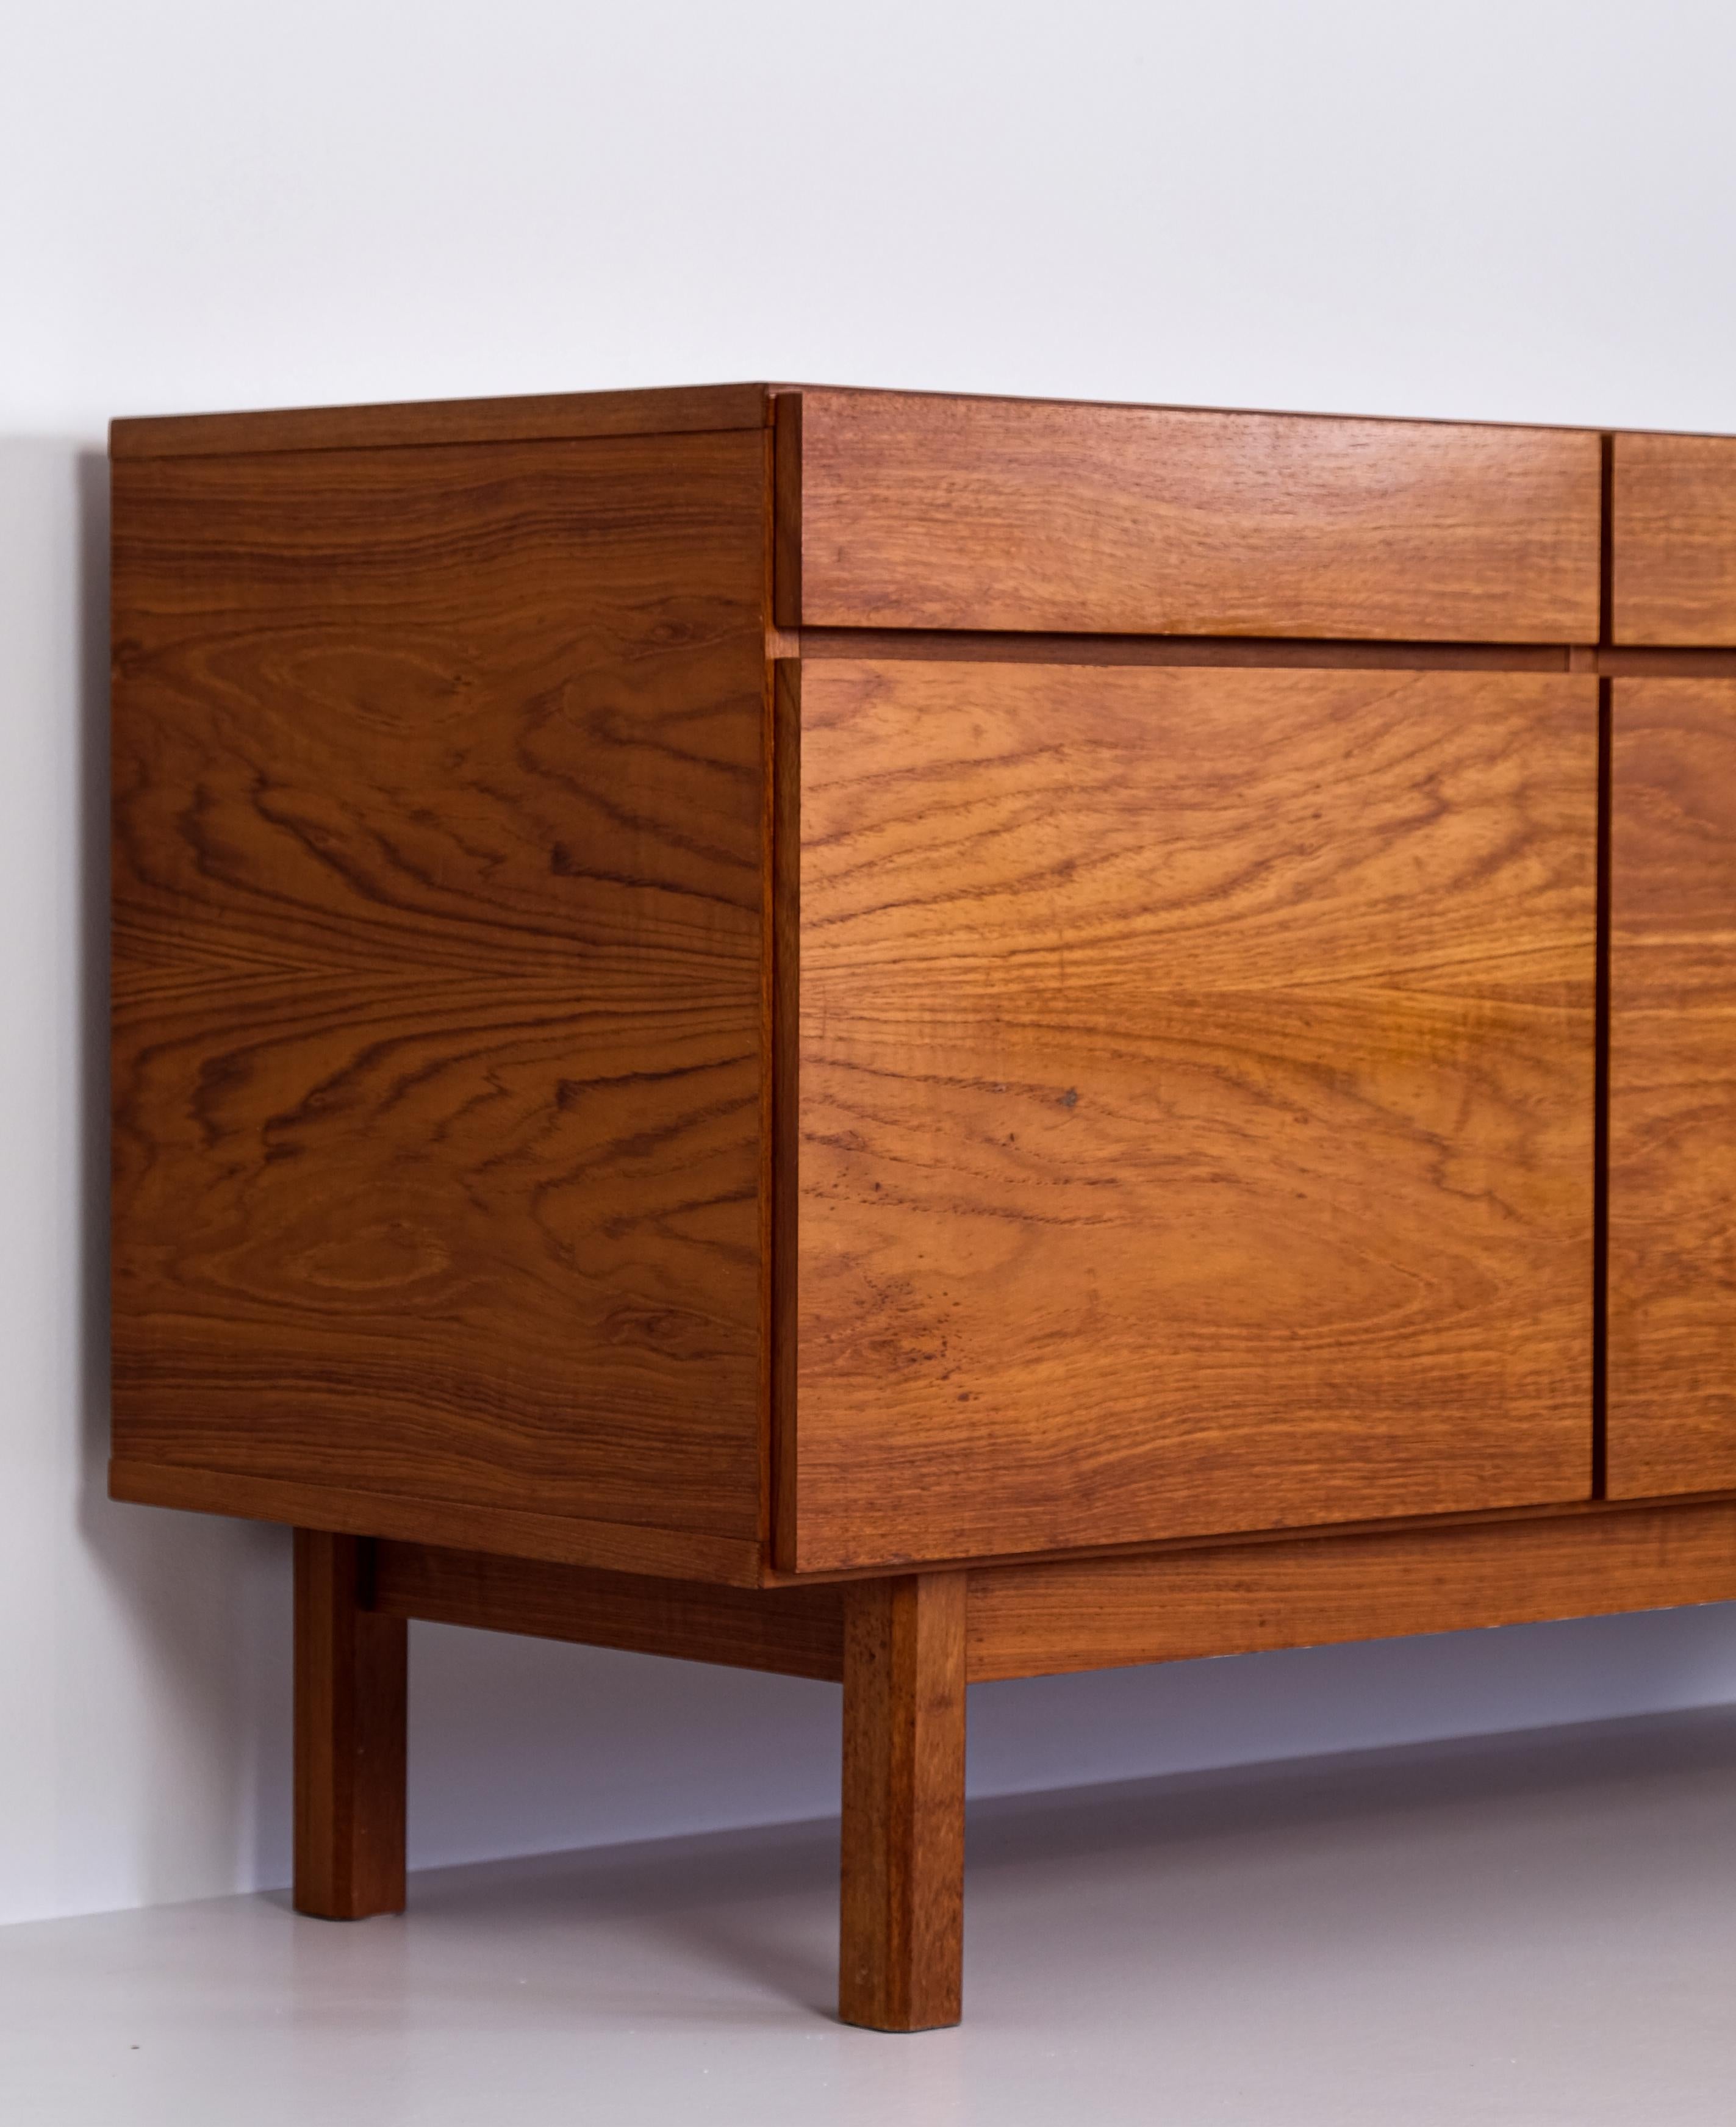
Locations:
1612;434;1736;645
783;390;1601;642
1608;679;1736;1494
787;659;1598;1571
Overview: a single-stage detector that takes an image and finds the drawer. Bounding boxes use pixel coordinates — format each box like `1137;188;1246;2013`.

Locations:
1612;433;1736;645
786;657;1598;1571
778;389;1602;642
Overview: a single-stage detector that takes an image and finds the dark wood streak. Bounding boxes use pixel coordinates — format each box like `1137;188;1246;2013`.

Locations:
795;629;1736;680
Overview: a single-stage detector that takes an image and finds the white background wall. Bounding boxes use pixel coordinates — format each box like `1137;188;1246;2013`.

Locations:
5;0;1736;1929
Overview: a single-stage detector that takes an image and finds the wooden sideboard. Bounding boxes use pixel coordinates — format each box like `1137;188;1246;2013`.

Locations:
108;384;1736;2030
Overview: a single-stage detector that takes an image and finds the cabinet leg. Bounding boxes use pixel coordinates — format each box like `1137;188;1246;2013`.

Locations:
293;1529;407;1920
839;1573;967;2031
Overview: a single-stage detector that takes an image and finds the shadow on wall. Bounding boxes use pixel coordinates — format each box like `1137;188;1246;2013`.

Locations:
59;436;1736;1915
68;443;294;1911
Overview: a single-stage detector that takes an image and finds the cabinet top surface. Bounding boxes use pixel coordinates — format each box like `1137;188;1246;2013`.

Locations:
109;381;1733;462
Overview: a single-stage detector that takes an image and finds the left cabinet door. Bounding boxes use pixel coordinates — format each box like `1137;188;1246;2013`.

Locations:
784;659;1599;1572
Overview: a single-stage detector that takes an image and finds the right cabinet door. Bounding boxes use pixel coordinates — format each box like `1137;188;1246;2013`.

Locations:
1609;679;1736;1495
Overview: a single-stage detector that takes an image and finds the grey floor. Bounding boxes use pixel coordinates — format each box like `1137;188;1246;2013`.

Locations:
4;1709;1735;2126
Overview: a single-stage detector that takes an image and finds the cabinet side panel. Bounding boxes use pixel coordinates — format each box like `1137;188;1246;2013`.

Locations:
111;432;769;1554
1608;678;1736;1494
793;662;1597;1570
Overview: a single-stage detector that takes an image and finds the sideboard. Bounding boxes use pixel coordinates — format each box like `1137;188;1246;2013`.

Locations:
109;384;1736;2028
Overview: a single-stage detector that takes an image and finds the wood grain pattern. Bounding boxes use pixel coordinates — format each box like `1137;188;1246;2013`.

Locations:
964;1496;1736;1680
839;1574;967;2032
293;1530;407;1920
789;389;1601;641
111;431;772;1570
371;1540;844;1678
1612;434;1736;645
1607;679;1736;1495
112;382;772;460
789;661;1598;1571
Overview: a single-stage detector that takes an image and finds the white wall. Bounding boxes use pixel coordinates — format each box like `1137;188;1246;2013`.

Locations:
5;0;1736;1928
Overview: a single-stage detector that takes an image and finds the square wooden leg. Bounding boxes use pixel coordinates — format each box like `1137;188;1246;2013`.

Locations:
293;1529;408;1920
839;1573;967;2031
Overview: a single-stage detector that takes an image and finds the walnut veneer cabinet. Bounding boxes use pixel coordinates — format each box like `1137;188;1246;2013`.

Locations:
110;384;1736;2029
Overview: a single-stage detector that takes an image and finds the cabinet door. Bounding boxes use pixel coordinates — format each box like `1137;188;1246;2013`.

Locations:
1608;680;1736;1495
786;660;1598;1571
